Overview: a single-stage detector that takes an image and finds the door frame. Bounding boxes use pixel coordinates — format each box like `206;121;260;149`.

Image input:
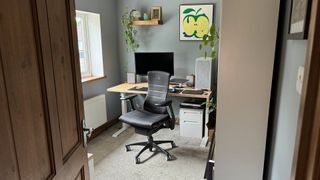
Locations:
291;0;320;179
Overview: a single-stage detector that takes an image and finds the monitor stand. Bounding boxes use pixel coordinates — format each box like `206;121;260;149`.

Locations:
136;75;148;83
137;75;188;86
172;84;184;88
170;78;188;86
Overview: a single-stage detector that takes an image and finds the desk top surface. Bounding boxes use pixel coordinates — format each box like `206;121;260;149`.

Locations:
107;83;212;99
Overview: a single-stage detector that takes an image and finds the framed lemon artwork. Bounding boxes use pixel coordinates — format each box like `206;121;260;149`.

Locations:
180;4;214;41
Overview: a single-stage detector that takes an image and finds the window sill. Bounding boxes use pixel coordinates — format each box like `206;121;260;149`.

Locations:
81;75;106;83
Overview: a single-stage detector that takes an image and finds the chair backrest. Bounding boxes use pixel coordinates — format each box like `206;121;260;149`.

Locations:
143;71;170;114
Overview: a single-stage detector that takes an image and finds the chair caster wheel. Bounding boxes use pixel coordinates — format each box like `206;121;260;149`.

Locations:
125;145;131;152
171;142;177;148
135;158;140;164
166;155;173;161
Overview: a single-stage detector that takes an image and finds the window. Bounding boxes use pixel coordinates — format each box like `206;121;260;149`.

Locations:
76;11;104;82
76;12;91;77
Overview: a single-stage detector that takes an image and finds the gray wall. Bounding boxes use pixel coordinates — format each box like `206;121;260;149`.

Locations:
215;0;280;180
116;0;220;81
76;0;122;121
116;0;220;115
268;41;307;180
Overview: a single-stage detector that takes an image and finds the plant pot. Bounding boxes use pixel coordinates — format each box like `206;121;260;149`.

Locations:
195;57;213;90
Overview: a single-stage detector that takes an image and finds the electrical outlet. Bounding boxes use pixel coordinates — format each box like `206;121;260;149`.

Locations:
296;66;304;95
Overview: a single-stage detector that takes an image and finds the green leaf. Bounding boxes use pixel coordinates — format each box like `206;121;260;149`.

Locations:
209;36;214;41
205;51;208;59
183;8;196;14
210;25;215;35
211;51;217;60
202;34;208;41
199;44;202;50
210;41;215;48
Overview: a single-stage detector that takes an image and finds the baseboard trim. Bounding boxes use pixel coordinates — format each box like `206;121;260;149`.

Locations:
87;117;119;142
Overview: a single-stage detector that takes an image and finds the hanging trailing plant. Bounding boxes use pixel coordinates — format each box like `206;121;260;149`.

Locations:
121;8;139;52
198;25;219;60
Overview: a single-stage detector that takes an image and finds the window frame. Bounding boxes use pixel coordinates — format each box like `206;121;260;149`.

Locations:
76;12;92;78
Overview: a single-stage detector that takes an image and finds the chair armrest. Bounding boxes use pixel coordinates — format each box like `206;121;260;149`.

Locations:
154;100;175;130
120;94;137;100
154;100;172;107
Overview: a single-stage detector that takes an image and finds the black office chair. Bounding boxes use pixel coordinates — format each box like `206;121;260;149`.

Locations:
119;71;177;164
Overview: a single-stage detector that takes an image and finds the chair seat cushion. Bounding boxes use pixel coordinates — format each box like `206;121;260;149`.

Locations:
119;110;170;129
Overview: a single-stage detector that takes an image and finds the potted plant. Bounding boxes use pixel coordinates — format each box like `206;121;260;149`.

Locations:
199;25;219;60
198;25;219;129
121;8;139;52
194;25;219;90
121;8;139;83
202;98;216;130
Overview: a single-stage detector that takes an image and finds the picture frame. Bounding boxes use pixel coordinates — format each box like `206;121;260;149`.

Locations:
179;4;214;41
151;6;162;21
288;0;312;39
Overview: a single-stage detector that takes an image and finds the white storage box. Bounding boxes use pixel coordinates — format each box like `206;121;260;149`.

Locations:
180;108;204;138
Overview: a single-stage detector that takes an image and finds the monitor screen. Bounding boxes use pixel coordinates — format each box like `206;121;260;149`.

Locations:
135;52;174;76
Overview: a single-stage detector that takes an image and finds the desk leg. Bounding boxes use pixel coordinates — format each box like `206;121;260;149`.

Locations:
200;97;210;147
112;93;131;137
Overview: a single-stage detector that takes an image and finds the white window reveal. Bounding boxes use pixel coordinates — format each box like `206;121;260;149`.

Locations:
76;10;104;81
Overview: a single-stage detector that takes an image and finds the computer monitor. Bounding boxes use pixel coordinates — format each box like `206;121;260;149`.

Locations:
135;52;174;76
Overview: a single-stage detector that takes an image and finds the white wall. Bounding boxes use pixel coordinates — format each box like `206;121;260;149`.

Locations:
215;0;280;180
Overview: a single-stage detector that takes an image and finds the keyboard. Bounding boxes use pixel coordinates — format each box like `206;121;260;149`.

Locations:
181;90;204;95
171;89;184;93
170;78;188;85
128;87;148;91
128;86;184;94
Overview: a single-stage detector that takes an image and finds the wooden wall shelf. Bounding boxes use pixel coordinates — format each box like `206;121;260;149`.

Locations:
130;20;163;26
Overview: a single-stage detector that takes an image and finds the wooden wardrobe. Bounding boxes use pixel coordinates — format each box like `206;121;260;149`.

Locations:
0;0;89;179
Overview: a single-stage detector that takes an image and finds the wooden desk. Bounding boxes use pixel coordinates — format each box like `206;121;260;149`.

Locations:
107;83;212;147
108;83;212;99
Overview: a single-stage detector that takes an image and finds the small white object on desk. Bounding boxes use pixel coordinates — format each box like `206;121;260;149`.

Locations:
127;72;136;84
186;74;195;87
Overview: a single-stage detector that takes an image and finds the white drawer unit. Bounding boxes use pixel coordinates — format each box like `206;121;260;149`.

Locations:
180;108;204;138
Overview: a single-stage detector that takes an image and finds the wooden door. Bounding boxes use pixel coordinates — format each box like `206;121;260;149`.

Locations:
0;0;89;179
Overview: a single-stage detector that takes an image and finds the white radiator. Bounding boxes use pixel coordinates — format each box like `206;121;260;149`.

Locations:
84;94;108;129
